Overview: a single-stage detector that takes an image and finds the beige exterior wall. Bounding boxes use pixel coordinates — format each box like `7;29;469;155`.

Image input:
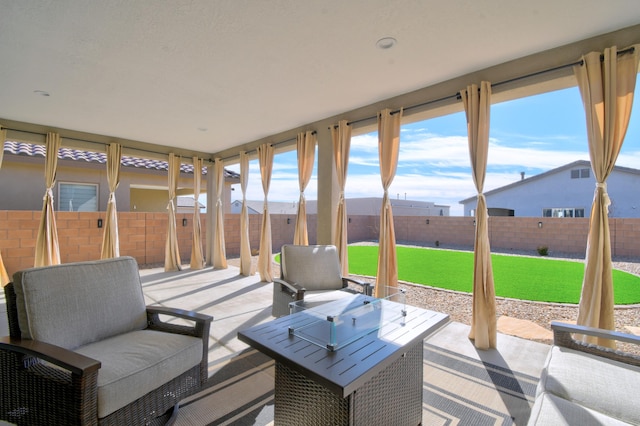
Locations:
0;153;234;213
2;211;639;280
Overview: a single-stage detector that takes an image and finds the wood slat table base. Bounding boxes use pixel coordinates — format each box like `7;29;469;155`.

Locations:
274;342;423;426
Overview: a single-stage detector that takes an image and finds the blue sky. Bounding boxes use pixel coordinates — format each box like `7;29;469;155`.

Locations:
226;84;640;216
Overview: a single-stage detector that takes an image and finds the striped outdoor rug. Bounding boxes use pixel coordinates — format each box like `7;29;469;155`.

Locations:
175;344;539;425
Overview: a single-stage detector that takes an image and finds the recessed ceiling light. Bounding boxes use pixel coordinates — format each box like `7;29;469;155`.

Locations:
34;90;50;97
376;37;397;50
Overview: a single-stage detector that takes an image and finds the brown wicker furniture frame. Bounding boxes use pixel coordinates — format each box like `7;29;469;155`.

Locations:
1;269;212;426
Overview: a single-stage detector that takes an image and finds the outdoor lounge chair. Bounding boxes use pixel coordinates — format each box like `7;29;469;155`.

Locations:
528;321;640;425
0;256;212;426
272;244;372;317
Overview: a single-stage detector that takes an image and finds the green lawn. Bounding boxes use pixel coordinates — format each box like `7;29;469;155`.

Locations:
345;245;640;304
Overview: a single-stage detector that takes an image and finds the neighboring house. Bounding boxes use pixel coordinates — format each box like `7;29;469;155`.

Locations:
1;141;240;213
176;196;205;214
307;197;450;217
230;197;450;216
459;160;640;218
229;199;298;215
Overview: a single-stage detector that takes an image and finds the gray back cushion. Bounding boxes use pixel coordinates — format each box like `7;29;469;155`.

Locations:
13;256;147;349
281;245;343;291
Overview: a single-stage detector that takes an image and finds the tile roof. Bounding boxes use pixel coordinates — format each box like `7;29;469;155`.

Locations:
3;141;240;179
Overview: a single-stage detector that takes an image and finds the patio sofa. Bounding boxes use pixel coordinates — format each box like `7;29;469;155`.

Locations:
0;256;213;425
528;321;640;425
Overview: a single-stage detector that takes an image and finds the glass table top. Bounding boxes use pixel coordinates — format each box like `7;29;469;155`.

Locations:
287;288;408;351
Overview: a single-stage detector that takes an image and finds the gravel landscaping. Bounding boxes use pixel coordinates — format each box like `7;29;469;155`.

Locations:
231;244;639;352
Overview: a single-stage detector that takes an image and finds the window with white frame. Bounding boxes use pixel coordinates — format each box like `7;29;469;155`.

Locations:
542;207;585;218
58;183;98;211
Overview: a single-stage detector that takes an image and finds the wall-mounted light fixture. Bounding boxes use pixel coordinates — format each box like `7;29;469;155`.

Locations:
348;217;351;223
426;219;429;225
538;221;543;228
287;218;290;225
473;220;476;226
182;218;188;227
97;219;103;228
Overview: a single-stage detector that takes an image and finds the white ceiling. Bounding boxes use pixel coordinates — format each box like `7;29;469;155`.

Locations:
1;0;640;156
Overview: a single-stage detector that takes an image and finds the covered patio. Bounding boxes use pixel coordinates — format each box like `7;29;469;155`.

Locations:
137;262;550;425
1;2;640;424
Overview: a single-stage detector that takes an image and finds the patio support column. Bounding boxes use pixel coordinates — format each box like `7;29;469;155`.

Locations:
462;81;497;350
257;143;274;282
34;132;61;267
574;45;639;348
205;161;215;267
0;126;9;286
190;157;205;270
374;109;402;298
164;153;182;272
100;143;121;259
315;126;338;245
293;131;316;246
213;158;228;269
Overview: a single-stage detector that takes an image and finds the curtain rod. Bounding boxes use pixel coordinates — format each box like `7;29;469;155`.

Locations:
220;130;317;162
330;46;636;129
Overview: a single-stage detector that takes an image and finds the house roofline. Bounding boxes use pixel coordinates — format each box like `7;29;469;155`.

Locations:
459;160;640;204
3;141;241;181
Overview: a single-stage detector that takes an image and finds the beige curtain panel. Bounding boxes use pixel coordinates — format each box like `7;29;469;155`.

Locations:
461;81;497;350
100;143;122;259
239;151;253;276
213;158;228;269
331;120;352;277
0;127;9;286
294;131;316;245
190;157;205;270
574;45;639;348
257;144;274;282
165;153;182;272
375;108;402;298
34;132;61;267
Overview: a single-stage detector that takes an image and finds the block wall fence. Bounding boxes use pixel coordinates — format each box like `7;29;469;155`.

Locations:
1;210;639;277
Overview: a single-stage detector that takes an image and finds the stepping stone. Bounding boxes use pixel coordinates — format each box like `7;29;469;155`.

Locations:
625;326;640;335
497;315;553;341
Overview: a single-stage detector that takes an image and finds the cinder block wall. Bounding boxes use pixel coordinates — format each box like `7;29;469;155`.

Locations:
1;210;639;279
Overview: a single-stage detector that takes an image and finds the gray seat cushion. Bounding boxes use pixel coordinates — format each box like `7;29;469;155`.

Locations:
75;329;203;418
537;346;640;424
528;392;633;426
12;257;147;349
281;245;343;291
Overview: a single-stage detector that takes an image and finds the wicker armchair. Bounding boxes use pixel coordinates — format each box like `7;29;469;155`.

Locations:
0;257;212;426
272;244;372;317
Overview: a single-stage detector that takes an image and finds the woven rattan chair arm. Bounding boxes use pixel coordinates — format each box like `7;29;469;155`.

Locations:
274;278;305;300
0;336;101;376
146;306;213;338
342;277;373;296
551;321;640;366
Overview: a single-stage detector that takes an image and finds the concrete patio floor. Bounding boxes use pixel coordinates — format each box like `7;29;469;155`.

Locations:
0;263;551;424
138;264;551;381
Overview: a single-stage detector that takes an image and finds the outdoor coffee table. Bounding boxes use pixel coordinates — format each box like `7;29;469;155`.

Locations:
237;291;449;425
